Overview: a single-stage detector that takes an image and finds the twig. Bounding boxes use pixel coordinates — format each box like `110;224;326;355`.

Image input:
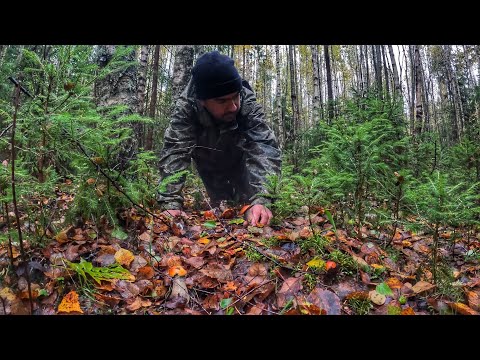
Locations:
10;79;33;314
0;124;13;138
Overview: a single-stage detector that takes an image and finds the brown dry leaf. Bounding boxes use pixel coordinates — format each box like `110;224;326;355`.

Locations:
465;290;480;311
7;246;20;259
86;178;96;185
168;265;187;277
0;287;17;302
447;302;479;315
306;287;341;315
114;248;134;267
288;231;300;241
129;255;148;272
401;240;412;248
115;281;140;299
393;230;403;242
55;227;72;244
153;223;169;233
223;281;237;291
58;290;83;314
166;255;182;267
352;254;370;269
277;277;302;309
401;307;416;315
126;297;143;312
94;282;115;291
200;263;232;283
386;277;403;290
172;222;185;236
138;231;151;242
137;266;155;280
184;256;206;269
345;291;370;300
19;283;41;300
299;227;313;239
298;302;326;315
412;281;435;294
361;242;377;255
413;242;430;254
246;304;264;315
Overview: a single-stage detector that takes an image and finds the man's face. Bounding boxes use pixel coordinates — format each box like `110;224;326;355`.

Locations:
200;91;241;123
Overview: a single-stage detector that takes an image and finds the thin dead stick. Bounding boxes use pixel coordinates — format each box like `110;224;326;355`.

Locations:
9;77;34;314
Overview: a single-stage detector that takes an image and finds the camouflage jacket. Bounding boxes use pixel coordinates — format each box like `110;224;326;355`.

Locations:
157;78;281;210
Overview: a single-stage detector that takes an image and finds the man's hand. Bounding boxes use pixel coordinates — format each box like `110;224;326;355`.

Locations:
161;209;187;218
244;204;273;226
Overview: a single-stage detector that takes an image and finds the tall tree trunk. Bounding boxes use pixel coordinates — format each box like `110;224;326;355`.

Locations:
381;46;390;98
310;45;322;124
413;45;424;137
373;45;383;98
145;45;161;151
95;45;140;172
388;45;402;97
364;45;370;89
137;45;149;116
0;45;6;67
288;45;299;169
274;45;283;149
324;45;334;123
171;45;195;102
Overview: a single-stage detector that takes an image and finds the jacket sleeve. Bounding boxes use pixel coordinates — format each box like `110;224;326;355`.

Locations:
241;89;282;206
157;96;197;210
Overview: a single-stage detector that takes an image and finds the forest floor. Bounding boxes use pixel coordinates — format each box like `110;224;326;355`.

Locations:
1;184;480;315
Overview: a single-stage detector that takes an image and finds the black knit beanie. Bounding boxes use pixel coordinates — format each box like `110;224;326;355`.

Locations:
192;51;242;100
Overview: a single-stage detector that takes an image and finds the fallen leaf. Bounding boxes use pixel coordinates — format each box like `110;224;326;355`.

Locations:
386;277;403;290
447;302;479;315
412;281;435;294
58;290;83;314
0;287;17;302
114;248;134;267
277;277;303;308
400;307;416;315
184;257;206;269
138;232;151;242
137;266;155;280
306;287;342;315
55;228;71;244
465;290;480;311
345;291;369;300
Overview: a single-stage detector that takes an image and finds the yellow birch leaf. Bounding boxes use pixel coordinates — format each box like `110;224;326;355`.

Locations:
114;248;134;267
58;290;83;314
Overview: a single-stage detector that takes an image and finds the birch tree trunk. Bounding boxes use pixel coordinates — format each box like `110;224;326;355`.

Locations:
288;45;299;169
274;45;283;149
171;45;195;102
324;45;334;123
137;45;149;116
310;45;322;124
388;45;401;97
145;45;160;151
